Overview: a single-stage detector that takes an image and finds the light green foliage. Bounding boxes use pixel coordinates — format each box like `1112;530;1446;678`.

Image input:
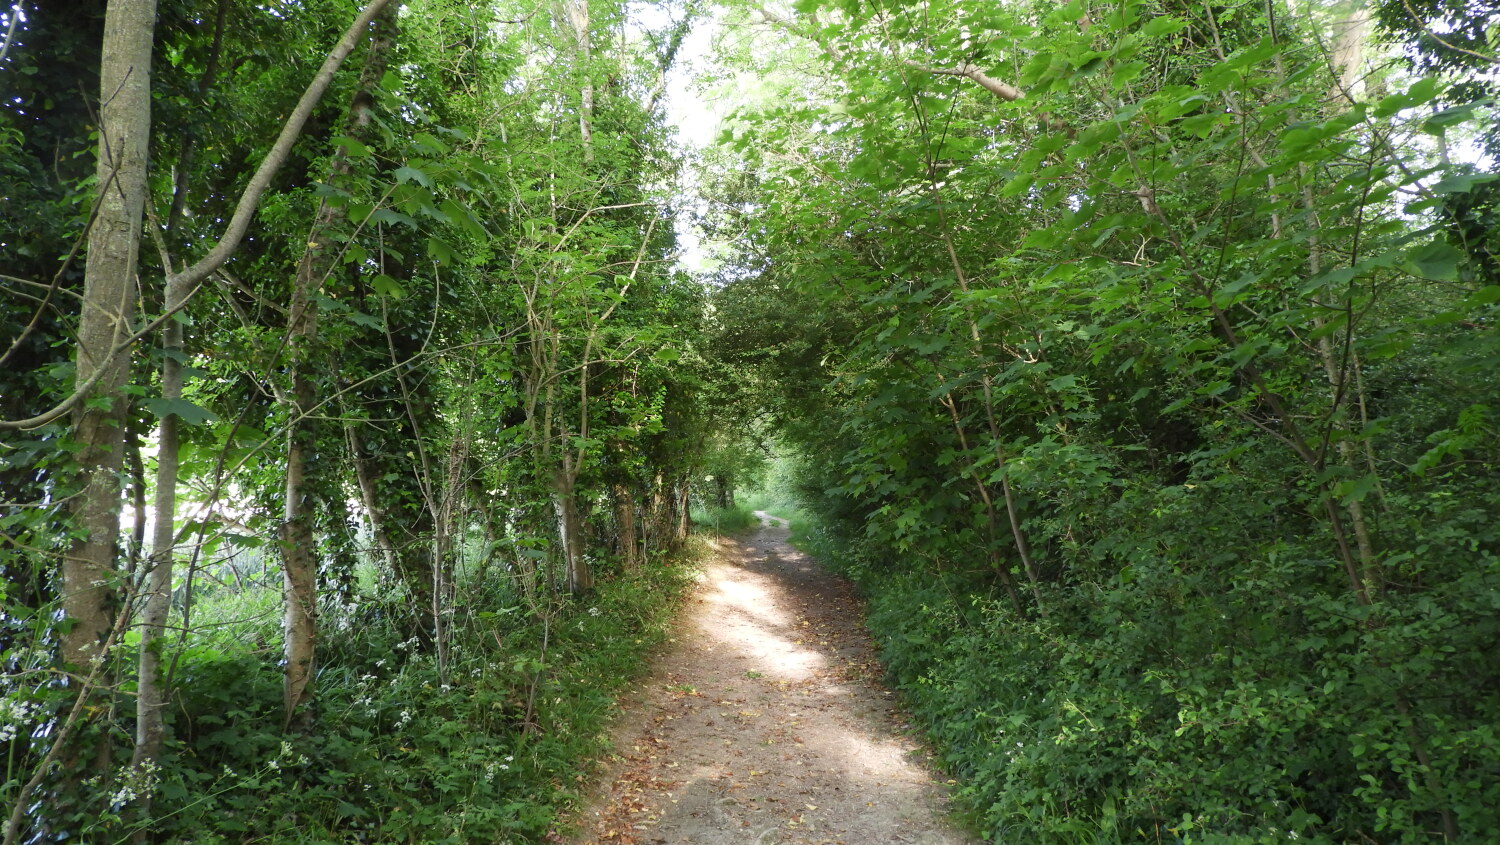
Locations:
692;503;760;534
706;0;1500;840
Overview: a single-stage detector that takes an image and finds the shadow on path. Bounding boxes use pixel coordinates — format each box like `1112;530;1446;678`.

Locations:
569;516;973;845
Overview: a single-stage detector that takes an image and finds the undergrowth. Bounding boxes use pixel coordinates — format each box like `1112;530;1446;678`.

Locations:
68;550;700;844
691;503;760;534
796;488;1500;844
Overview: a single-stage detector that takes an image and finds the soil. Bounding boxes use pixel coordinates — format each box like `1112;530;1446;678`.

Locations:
566;512;975;845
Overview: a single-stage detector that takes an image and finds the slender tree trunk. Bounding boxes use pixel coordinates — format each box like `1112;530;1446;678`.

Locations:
553;461;593;593
346;421;401;577
645;470;674;552
675;481;691;542
132;269;189;770
61;0;156;677
561;0;593;160
938;392;1026;617
280;7;396;728
1298;173;1382;601
349;411;436;626
132;0;227;777
1328;1;1371;102
280;330;319;729
123;437;147;583
929;197;1047;618
431;432;468;682
612;483;639;570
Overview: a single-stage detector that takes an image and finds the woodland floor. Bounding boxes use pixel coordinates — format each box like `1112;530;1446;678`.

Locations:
566;513;975;845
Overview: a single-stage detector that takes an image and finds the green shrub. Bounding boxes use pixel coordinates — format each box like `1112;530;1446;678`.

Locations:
794;462;1500;843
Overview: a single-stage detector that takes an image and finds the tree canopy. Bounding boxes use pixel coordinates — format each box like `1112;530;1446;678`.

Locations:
1;0;1497;841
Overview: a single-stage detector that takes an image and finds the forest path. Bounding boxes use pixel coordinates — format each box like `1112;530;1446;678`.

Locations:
567;513;973;844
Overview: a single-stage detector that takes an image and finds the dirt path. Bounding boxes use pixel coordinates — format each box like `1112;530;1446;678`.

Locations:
568;513;973;845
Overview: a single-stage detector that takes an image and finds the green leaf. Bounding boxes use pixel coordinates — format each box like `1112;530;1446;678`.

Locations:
313;182;350;204
1141;15;1186;38
426;236;456;265
1111;60;1147;89
1467;286;1500;306
1400;241;1465;281
412;132;451;156
1223;38;1279;72
1428;172;1499;195
346;310;383;330
1373;76;1442;118
1422;101;1491;134
1332;474;1378;506
1176;112;1224;138
371;274;405;298
441;198;489;239
394;165;433;187
370;208;418;228
332;136;372;158
142;397;218;425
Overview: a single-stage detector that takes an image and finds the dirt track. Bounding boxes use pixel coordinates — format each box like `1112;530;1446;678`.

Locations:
567;513;973;845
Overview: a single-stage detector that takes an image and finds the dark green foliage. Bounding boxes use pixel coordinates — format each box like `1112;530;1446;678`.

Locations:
801;457;1500;842
1;0;719;839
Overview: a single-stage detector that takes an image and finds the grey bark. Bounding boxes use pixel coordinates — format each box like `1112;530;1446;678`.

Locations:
61;0;156;675
132;268;188;769
561;0;594;160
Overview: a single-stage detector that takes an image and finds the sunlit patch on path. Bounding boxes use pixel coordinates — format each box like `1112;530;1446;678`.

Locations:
570;517;973;845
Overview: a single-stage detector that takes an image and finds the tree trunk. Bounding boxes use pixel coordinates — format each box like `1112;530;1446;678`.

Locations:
561;0;593;160
1329;2;1372;102
553;463;593;593
280;347;319;729
675;480;691;542
280;6;396;729
939;390;1027;617
346;421;401;578
133;267;189;770
431;433;468;682
613;482;639;570
347;418;435;625
61;0;156;676
645;470;673;553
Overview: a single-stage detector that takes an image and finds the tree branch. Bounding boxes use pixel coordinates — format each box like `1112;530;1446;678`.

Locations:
0;0;396;432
